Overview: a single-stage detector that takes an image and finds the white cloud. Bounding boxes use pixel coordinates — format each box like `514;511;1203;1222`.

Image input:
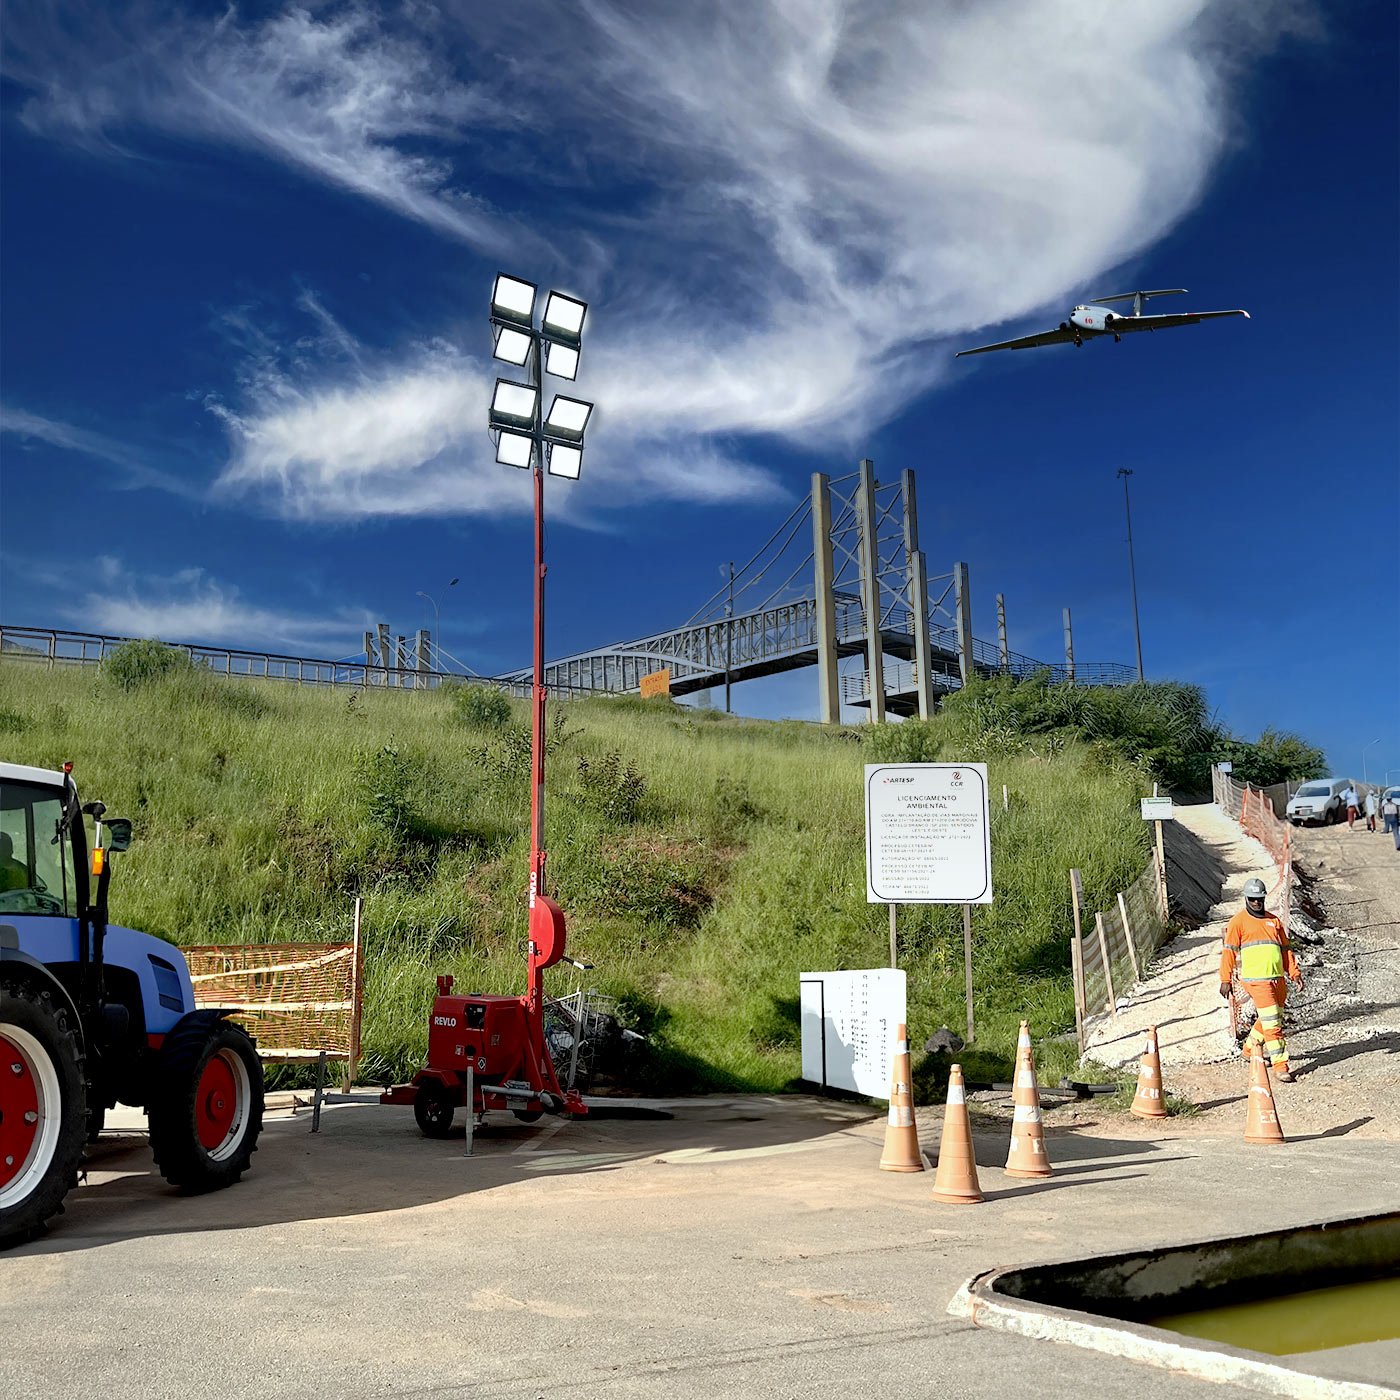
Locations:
6;2;1302;522
72;559;374;658
0;404;201;498
10;3;531;255
2;405;131;462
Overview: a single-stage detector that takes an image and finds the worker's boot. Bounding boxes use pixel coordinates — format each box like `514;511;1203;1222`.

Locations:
1275;1063;1294;1084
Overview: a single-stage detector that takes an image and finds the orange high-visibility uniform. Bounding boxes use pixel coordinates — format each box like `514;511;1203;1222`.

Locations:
1221;909;1300;1072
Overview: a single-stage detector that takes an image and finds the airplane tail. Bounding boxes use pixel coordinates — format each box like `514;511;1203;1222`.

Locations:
1090;288;1187;315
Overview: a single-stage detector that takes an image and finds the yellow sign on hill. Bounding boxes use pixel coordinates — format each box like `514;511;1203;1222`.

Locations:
639;668;671;698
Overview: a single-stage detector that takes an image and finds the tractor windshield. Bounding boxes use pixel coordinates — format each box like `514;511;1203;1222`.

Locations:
0;781;73;917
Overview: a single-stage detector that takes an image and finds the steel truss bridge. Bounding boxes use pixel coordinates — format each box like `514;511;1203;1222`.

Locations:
502;460;1134;717
1;462;1134;720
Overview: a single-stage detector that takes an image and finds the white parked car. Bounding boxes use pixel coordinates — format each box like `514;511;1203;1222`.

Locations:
1286;778;1355;826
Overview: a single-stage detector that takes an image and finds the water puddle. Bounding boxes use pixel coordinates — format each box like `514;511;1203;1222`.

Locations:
1149;1275;1400;1355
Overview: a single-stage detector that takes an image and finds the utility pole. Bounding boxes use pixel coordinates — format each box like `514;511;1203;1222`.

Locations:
1118;469;1145;683
811;473;839;725
724;561;734;715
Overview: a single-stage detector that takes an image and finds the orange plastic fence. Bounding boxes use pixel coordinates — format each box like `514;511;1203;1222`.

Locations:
1233;782;1293;934
184;941;362;1065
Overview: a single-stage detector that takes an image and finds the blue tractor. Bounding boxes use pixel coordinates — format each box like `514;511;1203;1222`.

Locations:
1;760;264;1247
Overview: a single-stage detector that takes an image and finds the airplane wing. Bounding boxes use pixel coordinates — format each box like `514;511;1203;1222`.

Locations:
954;326;1078;357
1113;309;1250;333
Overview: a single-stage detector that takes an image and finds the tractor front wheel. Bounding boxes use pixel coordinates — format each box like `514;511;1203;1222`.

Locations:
413;1083;455;1139
149;1016;264;1192
1;975;86;1248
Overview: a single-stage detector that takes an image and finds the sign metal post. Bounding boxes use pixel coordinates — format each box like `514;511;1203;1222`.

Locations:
865;762;993;1044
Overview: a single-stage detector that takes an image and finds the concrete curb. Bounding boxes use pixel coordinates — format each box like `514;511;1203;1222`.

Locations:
949;1273;1391;1398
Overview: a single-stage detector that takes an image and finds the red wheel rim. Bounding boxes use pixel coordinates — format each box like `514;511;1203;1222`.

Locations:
195;1052;238;1152
1;1032;42;1191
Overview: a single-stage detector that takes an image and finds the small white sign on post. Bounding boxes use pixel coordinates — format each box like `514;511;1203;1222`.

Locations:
864;763;993;904
799;968;906;1097
1140;796;1175;822
1218;762;1233;774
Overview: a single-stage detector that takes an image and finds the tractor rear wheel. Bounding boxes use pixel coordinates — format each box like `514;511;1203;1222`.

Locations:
413;1083;455;1138
149;1016;263;1192
1;975;86;1248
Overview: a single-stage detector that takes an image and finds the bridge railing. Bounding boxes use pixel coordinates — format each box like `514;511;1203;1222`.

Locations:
0;625;597;699
842;655;1138;704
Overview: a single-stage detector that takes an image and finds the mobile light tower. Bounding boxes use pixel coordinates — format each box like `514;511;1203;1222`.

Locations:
488;273;593;1018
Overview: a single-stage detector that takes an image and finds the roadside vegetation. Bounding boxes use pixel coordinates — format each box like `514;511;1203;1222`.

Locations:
0;648;1323;1098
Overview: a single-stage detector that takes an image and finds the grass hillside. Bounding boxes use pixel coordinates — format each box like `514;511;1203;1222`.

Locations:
0;659;1157;1093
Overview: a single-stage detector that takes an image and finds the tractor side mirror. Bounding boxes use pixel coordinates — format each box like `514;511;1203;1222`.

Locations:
104;818;133;853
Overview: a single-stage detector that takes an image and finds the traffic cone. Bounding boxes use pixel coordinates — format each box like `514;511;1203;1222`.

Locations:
879;1022;924;1172
1130;1026;1169;1119
1244;1053;1285;1145
1004;1021;1052;1178
930;1064;983;1205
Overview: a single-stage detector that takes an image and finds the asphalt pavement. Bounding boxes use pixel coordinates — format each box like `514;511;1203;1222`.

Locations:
3;1094;1397;1399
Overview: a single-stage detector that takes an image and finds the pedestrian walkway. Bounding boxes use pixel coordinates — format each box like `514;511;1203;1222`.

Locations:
1085;803;1281;1071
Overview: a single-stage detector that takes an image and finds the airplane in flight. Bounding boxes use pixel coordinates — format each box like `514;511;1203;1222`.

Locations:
955;289;1249;357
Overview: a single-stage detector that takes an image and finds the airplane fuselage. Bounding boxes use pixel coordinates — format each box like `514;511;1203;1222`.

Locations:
1067;304;1121;336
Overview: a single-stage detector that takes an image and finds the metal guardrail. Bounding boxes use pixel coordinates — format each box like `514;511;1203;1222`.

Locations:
0;625;595;698
4;619;1135;709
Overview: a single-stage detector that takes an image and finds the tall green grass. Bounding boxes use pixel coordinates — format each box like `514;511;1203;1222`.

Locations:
0;661;1151;1095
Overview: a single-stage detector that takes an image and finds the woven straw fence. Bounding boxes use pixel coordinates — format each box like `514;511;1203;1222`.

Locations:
185;942;361;1063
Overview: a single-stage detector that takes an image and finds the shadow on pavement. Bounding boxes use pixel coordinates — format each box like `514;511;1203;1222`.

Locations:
16;1096;876;1258
1289;1117;1374;1142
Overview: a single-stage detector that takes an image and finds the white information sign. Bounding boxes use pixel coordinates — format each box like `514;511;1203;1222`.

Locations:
1218;762;1233;774
799;969;906;1097
864;763;993;904
1141;796;1175;822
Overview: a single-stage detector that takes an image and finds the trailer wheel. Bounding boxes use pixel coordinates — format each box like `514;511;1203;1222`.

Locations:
149;1016;263;1193
413;1083;455;1139
1;975;86;1248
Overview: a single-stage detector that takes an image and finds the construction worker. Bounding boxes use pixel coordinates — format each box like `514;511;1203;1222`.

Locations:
1220;877;1303;1082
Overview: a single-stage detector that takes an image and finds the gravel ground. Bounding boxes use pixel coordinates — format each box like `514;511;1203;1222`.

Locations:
1081;803;1400;1141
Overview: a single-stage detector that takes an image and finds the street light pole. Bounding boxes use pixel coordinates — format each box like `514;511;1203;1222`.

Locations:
1363;737;1381;784
416;577;458;670
1117;469;1145;683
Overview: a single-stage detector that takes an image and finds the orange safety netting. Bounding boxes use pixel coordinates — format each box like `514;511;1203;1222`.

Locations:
184;942;360;1062
1240;786;1289;868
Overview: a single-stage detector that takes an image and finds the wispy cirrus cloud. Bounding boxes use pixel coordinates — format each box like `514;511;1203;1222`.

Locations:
5;2;1308;523
0;404;201;498
8;2;529;255
71;557;374;657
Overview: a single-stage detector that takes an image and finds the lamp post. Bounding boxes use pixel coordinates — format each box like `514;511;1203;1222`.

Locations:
488;273;593;1014
1362;738;1381;784
416;578;459;670
1117;468;1145;683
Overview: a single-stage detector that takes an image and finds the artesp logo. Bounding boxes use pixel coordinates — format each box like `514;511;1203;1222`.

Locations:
882;776;915;784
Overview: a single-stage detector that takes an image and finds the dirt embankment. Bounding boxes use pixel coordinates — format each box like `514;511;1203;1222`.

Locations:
1081;801;1400;1140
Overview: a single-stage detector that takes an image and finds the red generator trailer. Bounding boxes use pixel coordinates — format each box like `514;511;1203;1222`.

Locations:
382;893;587;1135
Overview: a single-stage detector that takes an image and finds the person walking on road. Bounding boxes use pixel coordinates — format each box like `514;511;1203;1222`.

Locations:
1342;784;1360;830
1364;790;1378;832
1384;794;1400;844
1220;877;1304;1082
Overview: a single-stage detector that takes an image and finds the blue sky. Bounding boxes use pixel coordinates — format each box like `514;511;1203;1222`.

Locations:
1;2;1396;780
